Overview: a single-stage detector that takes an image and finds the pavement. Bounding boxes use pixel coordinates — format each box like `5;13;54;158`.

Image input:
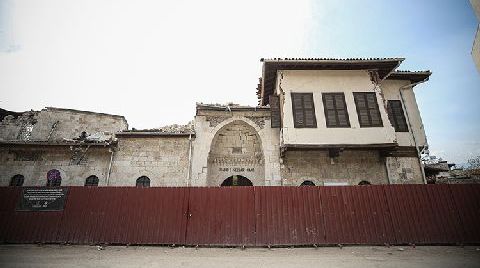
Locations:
0;244;479;268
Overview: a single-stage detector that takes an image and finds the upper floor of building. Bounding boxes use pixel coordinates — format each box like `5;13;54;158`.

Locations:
256;58;431;150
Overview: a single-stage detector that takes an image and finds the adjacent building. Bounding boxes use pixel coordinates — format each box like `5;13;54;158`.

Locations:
471;0;480;72
0;58;431;187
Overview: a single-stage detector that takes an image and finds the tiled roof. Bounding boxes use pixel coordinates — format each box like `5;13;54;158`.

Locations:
258;57;404;105
261;57;405;62
386;70;432;83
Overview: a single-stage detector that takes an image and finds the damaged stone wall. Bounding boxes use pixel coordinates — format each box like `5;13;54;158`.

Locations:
191;104;281;186
0;107;128;142
386;157;424;184
0;110;40;141
207;121;265;186
280;150;389;186
0;147;111;186
109;137;190;186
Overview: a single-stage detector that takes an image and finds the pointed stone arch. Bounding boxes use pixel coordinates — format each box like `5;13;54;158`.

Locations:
207;120;265;186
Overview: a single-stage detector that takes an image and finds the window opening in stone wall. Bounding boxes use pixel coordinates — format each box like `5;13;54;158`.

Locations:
221;175;253;186
300;180;316;186
85;175;99;186
10;174;24;186
136;176;150;187
358;180;371;185
46;169;62;186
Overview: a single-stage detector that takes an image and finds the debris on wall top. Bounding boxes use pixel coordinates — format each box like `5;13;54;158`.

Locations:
119;121;195;136
196;102;270;112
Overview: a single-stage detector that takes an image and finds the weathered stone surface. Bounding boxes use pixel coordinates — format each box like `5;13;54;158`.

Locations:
281;150;389;186
0;107;127;142
109;137;190;186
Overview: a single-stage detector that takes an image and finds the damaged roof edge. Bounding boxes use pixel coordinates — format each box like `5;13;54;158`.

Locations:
196;103;270;112
45;107;127;119
115;132;195;138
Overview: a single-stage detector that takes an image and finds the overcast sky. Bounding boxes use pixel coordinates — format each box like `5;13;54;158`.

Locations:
0;0;479;164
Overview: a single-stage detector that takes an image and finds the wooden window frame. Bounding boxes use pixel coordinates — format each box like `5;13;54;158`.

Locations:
291;93;317;128
353;92;383;128
387;100;409;132
322;93;351;128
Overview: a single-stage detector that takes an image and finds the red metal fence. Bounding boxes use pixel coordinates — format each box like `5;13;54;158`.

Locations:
0;185;479;246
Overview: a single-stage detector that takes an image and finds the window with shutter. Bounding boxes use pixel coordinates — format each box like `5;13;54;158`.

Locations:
269;95;281;128
322;93;350;128
353;92;383;127
387;100;409;132
291;93;317;128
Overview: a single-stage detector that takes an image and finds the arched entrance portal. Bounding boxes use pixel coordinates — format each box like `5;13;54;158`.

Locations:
207;120;264;186
221;175;253;186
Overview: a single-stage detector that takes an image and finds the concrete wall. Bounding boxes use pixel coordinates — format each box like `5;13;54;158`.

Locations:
278;70;396;146
0;146;111;186
0;107;128;141
109;137;191;186
381;80;428;148
280;150;389;186
191;108;281;186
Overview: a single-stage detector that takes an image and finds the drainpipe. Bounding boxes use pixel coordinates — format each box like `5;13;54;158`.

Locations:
277;71;286;186
187;133;193;186
399;81;428;184
106;147;115;186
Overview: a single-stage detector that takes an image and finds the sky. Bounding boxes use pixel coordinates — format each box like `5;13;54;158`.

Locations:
0;0;479;164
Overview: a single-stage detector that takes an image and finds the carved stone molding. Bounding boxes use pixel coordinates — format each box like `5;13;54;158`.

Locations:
245;116;268;129
205;116;230;127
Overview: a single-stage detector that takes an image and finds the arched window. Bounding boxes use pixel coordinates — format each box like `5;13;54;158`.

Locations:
136;176;150;187
221;175;253;186
46;169;62;186
85;175;99;186
358;180;371;185
10;174;24;186
300;180;316;186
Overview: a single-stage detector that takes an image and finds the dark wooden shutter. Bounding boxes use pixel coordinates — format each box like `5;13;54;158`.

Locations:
303;93;316;127
291;93;317;128
269;95;281;128
322;93;350;127
387;100;408;132
354;92;383;127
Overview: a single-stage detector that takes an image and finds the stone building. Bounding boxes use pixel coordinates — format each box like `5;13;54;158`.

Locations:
0;58;431;187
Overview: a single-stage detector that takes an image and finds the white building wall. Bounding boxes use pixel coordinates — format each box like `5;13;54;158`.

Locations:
278;70;396;146
381;80;428;148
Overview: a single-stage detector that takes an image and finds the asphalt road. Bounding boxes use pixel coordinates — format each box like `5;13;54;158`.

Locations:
0;244;479;268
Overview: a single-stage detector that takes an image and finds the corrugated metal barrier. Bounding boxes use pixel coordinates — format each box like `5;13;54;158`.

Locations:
0;185;479;246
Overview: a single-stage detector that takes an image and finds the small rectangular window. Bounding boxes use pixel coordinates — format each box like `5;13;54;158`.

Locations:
322;93;350;128
387;100;409;132
353;92;383;127
291;93;317;128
